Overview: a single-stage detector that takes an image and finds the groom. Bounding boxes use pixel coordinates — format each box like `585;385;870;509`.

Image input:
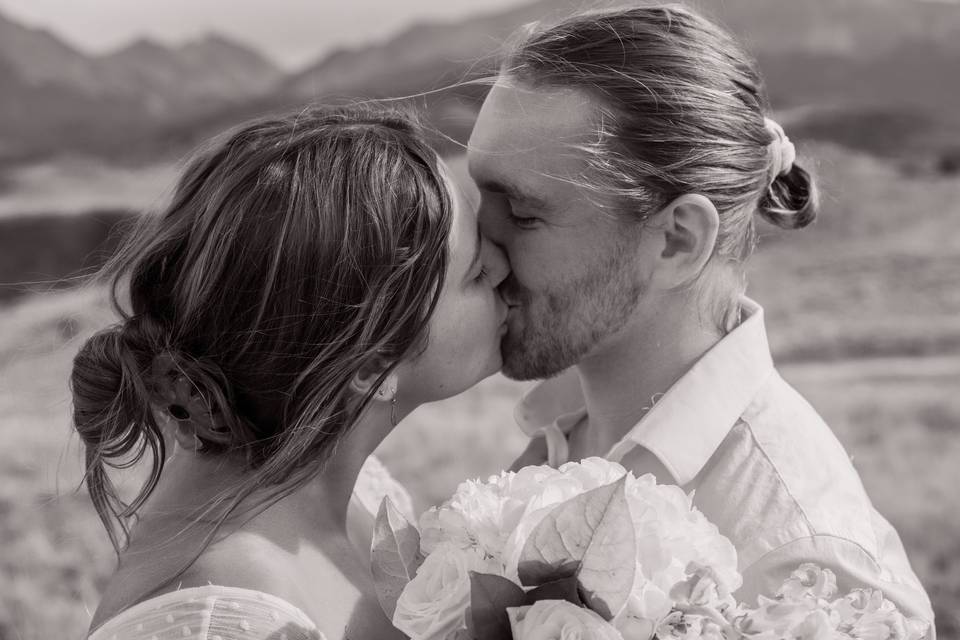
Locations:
467;4;935;627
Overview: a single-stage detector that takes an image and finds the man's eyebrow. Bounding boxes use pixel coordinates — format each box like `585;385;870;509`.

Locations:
476;178;547;211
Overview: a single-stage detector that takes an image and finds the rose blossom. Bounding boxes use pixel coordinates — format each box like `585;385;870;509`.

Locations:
507;600;625;640
393;542;499;640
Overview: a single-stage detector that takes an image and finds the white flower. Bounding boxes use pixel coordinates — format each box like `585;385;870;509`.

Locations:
420;464;567;566
732;595;821;640
392;542;499;640
624;474;741;599
791;609;839;640
657;610;731;640
614;584;672;640
835;589;929;640
558;457;631;488
500;459;632;575
778;563;839;603
645;565;738;640
507;600;625;640
736;567;930;640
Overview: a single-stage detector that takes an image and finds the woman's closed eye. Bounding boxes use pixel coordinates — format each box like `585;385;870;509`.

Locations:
474;266;489;283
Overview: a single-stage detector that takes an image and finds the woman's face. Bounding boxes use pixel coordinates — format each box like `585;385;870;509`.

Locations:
396;163;510;404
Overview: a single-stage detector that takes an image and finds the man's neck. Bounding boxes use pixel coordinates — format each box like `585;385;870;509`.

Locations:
575;296;725;456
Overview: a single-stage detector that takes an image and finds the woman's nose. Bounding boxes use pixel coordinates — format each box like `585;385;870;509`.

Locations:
478;203;507;249
481;237;511;288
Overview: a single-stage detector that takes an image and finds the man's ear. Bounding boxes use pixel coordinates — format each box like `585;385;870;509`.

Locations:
652;193;720;289
350;357;398;402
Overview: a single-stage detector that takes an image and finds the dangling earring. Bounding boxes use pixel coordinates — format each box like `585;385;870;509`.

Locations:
377;381;399;426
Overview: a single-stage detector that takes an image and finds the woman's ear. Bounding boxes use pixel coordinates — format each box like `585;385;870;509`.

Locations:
651;193;720;289
350;357;398;402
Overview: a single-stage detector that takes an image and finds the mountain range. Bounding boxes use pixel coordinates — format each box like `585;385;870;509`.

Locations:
1;0;959;164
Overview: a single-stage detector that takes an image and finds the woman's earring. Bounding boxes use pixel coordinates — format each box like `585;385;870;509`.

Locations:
376;380;399;426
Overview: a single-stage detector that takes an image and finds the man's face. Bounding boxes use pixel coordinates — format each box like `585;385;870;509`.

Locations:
468;78;649;380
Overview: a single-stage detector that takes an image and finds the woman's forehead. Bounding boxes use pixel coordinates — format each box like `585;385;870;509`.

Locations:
439;159;479;271
442;156;481;215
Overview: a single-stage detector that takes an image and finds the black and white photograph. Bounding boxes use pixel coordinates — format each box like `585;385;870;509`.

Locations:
0;1;957;639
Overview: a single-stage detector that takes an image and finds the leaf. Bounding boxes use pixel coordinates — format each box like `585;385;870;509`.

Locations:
517;477;636;620
576;479;636;619
370;497;425;619
524;576;584;608
469;572;527;640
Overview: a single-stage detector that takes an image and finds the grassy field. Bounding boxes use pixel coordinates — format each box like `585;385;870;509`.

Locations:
0;143;958;639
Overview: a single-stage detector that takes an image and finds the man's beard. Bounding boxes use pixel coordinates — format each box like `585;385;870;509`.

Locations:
499;247;645;381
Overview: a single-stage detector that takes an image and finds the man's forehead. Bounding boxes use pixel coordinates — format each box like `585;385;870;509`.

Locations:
468;79;599;157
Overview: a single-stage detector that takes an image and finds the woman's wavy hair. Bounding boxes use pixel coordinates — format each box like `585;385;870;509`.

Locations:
504;4;819;329
71;104;453;552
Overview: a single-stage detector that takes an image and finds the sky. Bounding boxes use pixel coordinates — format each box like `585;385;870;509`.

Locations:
0;0;528;70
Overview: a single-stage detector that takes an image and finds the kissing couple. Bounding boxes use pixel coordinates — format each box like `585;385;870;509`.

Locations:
81;5;934;639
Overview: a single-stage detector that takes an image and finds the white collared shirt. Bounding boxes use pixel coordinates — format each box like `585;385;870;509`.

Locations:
514;298;935;630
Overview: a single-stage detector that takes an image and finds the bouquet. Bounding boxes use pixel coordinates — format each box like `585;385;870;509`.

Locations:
371;458;930;640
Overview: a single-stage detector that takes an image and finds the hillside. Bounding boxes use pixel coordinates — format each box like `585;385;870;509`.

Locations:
2;0;960;164
0;10;282;163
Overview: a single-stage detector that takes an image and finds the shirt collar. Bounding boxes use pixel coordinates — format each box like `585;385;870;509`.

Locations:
514;297;775;485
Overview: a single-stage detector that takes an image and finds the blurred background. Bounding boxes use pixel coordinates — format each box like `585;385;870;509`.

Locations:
0;0;958;638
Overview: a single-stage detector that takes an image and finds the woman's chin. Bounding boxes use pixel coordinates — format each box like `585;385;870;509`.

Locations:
439;352;504;402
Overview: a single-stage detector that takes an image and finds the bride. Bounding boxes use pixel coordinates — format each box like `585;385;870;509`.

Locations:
77;105;509;639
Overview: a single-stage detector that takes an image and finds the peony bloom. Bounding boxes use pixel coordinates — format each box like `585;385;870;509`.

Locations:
508;600;626;640
623;474;741;599
420;464;568;567
393;542;499;640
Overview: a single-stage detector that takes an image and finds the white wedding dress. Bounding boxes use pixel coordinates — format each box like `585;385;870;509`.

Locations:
89;455;415;640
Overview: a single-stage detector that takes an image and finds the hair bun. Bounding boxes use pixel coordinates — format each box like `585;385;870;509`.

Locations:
70;317;168;549
757;162;819;230
71;326;148;451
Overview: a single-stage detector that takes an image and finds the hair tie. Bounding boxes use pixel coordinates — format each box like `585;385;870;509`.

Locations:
763;117;796;179
149;353;226;433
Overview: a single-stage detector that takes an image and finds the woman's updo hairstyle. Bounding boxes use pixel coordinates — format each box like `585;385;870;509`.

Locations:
504;4;819;328
71;105;453;551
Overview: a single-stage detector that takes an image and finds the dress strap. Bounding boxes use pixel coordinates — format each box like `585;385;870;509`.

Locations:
539;423;570;467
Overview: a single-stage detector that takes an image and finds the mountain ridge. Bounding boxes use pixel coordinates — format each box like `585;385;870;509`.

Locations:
0;7;283;150
1;0;959;164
